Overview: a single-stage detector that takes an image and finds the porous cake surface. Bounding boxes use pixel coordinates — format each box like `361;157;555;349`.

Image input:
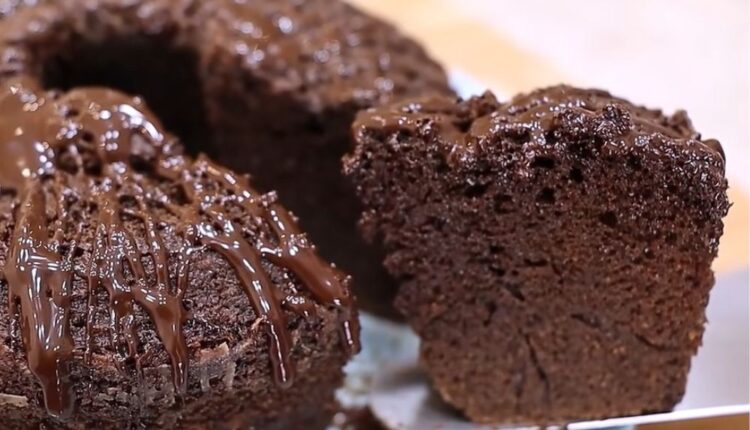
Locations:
345;86;729;424
0;0;454;317
0;76;358;429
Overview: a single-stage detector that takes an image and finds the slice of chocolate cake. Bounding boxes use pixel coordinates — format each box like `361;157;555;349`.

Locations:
0;0;454;317
0;77;358;429
344;86;729;424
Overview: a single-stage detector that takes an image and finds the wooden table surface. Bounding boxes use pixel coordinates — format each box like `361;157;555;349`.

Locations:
348;1;749;429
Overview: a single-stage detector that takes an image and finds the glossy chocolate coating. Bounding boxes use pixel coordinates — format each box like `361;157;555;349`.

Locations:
0;77;359;419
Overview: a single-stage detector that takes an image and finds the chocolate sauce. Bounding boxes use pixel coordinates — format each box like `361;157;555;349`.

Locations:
4;181;76;418
0;78;57;189
194;157;359;355
0;77;166;189
86;183;190;394
0;77;359;418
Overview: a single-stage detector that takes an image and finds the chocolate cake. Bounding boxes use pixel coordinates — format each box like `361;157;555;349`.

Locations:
0;0;454;316
344;86;729;424
0;77;359;428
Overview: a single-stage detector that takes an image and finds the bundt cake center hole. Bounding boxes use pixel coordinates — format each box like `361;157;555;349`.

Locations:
40;35;213;156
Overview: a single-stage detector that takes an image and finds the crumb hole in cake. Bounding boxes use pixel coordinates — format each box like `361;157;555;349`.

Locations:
665;232;678;245
129;155;155;174
491;266;506;277
404;68;420;81
465;182;489;198
494;194;513;214
57;149;81;174
0;187;17;199
483;302;497;325
502;283;525;301
170;185;191;206
627;155;642;170
395;130;413;142
453;118;473;133
489;245;504;255
523;258;548;267
40;34;213;157
536;188;555;204
211;220;224;232
508;130;531;145
81;131;95;143
569;167;584;183
83;159;102;177
568;141;592;158
531;156;556;170
287;317;301;331
118;194;137;209
71;315;86;328
598;211;618;227
544;130;558;145
570;313;600;329
435;160;450;174
304;116;325;135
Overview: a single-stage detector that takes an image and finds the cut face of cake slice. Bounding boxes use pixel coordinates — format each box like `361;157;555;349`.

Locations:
0;77;359;429
344;86;729;424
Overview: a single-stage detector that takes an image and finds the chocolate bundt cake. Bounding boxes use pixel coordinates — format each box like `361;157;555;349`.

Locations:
0;0;453;316
0;77;358;428
344;87;729;424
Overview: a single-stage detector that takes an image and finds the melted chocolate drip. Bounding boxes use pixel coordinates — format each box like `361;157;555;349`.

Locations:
0;77;164;189
196;157;359;353
4;181;76;418
0;76;359;417
85;183;190;394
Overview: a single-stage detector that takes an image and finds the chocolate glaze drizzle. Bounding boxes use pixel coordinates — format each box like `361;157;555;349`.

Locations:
85;182;190;395
0;76;359;418
167;156;359;387
4;181;77;418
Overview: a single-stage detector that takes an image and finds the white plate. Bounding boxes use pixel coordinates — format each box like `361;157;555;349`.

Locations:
338;71;750;429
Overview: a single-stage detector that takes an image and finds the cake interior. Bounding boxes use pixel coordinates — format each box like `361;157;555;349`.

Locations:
37;31;398;316
345;97;727;423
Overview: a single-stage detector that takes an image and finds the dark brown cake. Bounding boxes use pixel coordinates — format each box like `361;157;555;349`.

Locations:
344;86;729;424
0;77;358;428
0;0;454;317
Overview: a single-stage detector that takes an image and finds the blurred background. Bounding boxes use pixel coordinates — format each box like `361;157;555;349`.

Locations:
347;1;749;429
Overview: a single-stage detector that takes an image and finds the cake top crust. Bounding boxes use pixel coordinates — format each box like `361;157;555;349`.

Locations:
0;0;451;111
0;76;359;419
352;85;725;170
